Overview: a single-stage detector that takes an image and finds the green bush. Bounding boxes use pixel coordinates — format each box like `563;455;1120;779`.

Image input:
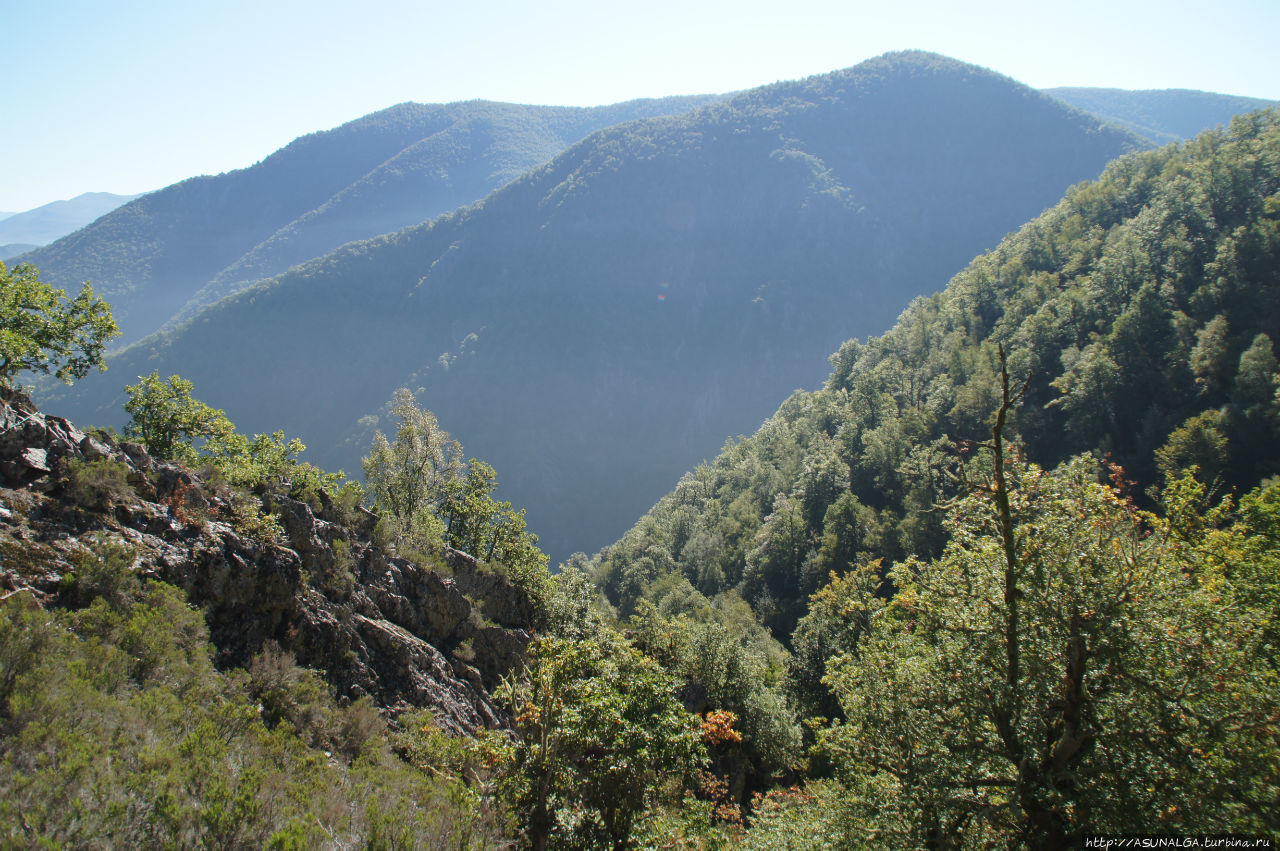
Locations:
65;457;134;511
60;535;139;610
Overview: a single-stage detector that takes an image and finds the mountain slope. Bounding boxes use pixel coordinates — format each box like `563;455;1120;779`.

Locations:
1045;86;1276;145
44;51;1146;563
0;192;139;246
593;107;1280;639
19;96;719;344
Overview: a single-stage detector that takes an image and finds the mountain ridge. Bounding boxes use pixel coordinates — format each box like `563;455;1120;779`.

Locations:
1044;86;1277;144
41;51;1147;562
16;96;722;346
0;191;140;247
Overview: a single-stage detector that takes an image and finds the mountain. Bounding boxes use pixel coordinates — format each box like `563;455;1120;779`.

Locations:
42;51;1146;564
16;96;719;345
1;244;39;262
0;192;139;246
594;107;1280;638
586;106;1280;845
1045;86;1276;145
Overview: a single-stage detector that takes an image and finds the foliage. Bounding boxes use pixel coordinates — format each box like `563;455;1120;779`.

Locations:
786;561;879;724
0;261;118;386
363;388;462;532
626;587;803;784
363;388;552;619
123;371;354;509
124;371;234;465
736;782;854;850
65;457;135;511
500;632;705;849
208;428;350;499
820;455;1280;845
0;537;509;848
580;111;1280;836
247;642;383;761
225;495;286;546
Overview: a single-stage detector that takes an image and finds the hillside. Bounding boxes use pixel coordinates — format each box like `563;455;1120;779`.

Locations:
1046;86;1276;145
6;88;1279;851
42;52;1146;563
17;96;719;345
0;192;139;246
595;107;1280;638
0;378;708;848
587;108;1280;843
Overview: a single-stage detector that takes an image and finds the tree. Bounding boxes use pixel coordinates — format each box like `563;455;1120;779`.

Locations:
361;388;461;534
820;453;1280;845
0;261;118;387
501;632;705;850
123;371;234;464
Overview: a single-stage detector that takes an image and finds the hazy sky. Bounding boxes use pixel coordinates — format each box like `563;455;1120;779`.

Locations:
4;0;1278;211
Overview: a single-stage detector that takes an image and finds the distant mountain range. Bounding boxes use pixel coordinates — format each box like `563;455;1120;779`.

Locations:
1044;87;1276;145
17;77;1269;348
16;96;720;345
0;192;138;254
1;244;39;262
42;51;1150;562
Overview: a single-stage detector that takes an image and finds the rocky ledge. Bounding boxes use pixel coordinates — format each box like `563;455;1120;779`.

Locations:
0;387;531;734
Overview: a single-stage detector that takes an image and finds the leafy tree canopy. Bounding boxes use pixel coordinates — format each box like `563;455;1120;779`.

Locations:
500;631;705;849
820;455;1280;845
123;371;234;464
0;261;118;387
123;370;350;500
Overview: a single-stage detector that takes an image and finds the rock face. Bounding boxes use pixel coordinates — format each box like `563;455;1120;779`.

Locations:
0;387;530;735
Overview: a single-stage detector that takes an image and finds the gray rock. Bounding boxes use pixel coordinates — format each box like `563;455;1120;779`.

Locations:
0;390;534;735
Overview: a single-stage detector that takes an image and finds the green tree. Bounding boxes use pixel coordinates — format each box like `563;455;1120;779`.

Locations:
0;261;118;386
820;454;1280;846
361;388;462;535
501;632;705;849
123;371;234;464
441;459;535;564
786;561;878;723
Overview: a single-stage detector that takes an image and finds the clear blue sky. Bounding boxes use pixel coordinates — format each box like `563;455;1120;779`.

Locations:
3;0;1278;212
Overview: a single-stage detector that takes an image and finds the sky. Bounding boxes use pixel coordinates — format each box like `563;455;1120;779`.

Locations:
3;0;1279;212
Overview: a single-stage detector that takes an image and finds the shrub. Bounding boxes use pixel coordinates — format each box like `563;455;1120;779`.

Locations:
65;458;134;511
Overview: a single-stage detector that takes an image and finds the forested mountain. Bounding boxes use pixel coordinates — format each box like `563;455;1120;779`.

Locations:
0;192;139;247
1046;86;1276;145
6;74;1279;851
42;52;1144;563
17;96;719;345
589;109;1280;843
595;106;1280;633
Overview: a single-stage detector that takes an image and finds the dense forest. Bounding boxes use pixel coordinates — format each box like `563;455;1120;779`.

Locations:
3;106;1278;847
585;108;1280;843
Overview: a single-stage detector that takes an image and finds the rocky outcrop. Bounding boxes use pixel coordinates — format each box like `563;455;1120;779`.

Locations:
0;387;531;735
